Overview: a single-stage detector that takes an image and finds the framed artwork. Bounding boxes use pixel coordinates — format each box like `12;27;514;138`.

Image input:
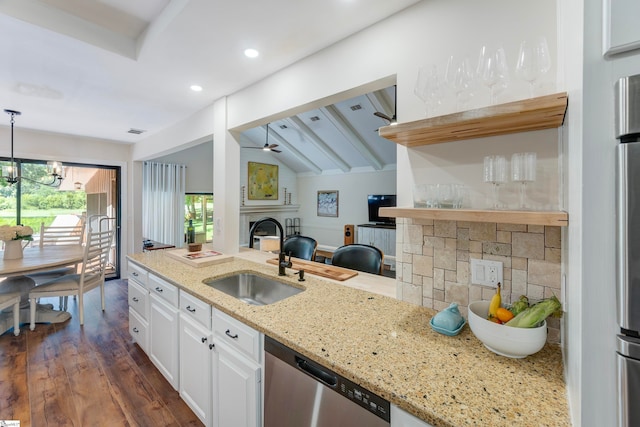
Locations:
317;190;339;217
248;161;278;200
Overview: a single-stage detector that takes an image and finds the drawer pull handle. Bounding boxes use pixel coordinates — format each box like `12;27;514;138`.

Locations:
201;337;207;343
133;327;139;333
132;297;139;302
155;287;163;293
225;329;239;339
186;305;196;313
209;343;215;350
132;272;138;277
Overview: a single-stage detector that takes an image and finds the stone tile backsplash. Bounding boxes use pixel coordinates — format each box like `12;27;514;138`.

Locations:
395;218;562;343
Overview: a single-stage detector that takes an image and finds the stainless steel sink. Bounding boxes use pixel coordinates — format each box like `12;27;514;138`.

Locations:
203;273;303;306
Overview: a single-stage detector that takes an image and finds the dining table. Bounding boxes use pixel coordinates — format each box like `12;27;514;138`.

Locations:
0;245;85;335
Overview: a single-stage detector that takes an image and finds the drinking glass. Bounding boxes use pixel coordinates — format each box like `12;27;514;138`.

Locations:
446;56;475;111
515;40;539;97
511;152;537;209
480;47;510;105
483;155;507;209
414;65;443;117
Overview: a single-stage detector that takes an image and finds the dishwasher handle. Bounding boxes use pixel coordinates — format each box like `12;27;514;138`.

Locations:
295;356;337;387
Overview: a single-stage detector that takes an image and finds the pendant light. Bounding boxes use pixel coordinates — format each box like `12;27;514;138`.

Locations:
2;109;64;187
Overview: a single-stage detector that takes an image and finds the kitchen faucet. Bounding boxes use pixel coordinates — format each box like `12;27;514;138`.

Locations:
248;217;292;276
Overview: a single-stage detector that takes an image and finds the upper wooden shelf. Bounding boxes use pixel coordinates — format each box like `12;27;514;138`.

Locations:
379;92;568;147
379;207;568;227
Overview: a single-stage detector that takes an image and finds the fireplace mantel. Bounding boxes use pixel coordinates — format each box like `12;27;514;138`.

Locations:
240;204;300;214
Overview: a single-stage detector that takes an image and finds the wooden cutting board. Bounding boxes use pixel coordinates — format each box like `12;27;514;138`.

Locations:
266;258;358;281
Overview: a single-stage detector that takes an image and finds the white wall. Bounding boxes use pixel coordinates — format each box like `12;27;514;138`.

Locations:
151;140;214;194
297;169;396;247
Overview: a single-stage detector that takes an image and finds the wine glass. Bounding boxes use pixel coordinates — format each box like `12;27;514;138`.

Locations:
446;56;474;111
511;152;536;209
480;47;510;105
414;65;443;117
516;40;539;97
483;155;507;209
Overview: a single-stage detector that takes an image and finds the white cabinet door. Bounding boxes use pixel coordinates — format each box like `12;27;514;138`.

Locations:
390;404;434;427
357;226;375;246
149;293;180;390
357;226;396;257
214;341;261;427
180;314;213;426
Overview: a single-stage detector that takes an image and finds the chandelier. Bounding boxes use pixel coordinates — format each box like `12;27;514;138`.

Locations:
2;109;64;187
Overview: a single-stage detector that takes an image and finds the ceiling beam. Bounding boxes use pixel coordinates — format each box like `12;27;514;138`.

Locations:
264;127;323;175
286;117;351;173
366;90;394;122
320;105;384;170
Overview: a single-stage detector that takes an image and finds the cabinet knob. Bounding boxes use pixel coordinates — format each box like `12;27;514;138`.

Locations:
209;343;215;350
132;327;139;333
132;297;139;302
201;337;207;343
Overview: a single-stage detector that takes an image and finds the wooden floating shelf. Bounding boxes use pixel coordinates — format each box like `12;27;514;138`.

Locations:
379;207;568;227
379;92;568;147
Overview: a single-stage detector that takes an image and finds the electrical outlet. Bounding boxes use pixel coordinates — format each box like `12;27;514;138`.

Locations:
470;259;503;287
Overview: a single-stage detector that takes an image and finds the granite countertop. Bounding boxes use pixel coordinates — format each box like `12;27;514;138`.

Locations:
127;249;570;427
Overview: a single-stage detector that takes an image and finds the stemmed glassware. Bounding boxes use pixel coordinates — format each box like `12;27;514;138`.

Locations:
515;37;551;97
511;152;537;209
478;46;509;105
445;56;475;111
483;155;507;209
414;65;444;117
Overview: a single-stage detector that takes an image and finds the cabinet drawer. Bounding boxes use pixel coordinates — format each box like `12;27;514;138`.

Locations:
214;309;261;363
128;279;149;320
180;291;211;330
128;261;148;286
148;273;179;307
129;307;149;354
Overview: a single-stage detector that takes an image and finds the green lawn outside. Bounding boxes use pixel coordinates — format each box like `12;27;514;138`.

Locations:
0;209;83;231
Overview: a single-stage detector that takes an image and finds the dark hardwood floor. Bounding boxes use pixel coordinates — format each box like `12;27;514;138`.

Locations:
0;279;203;427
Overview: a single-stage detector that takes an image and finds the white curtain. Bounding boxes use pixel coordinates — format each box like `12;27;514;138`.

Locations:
142;162;186;247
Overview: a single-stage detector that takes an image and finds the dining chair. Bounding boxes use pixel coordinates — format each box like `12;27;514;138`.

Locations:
330;244;384;275
0;291;21;336
28;227;115;330
283;235;318;261
27;220;86;310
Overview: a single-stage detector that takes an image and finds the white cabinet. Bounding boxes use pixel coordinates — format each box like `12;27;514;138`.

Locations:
149;274;180;390
357;225;396;259
127;261;149;352
391;405;435;427
180;311;213;425
212;309;262;427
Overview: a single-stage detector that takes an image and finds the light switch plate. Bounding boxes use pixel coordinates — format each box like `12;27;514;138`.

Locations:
470;258;503;287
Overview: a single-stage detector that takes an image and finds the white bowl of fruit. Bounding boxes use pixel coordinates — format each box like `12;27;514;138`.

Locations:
468;289;561;358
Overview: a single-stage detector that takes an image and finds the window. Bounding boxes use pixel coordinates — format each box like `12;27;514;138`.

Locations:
185;194;213;243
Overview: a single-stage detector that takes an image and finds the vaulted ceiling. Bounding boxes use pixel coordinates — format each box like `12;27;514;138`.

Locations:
239;86;397;174
0;0;419;157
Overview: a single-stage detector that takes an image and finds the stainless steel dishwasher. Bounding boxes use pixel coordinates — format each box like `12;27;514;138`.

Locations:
264;336;390;427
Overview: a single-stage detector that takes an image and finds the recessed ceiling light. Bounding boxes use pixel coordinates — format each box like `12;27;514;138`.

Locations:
190;85;203;92
244;48;259;58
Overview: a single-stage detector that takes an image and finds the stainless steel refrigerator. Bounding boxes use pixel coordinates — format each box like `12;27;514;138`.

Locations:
616;73;640;427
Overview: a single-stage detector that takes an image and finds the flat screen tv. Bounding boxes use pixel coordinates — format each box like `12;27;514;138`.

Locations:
367;194;396;225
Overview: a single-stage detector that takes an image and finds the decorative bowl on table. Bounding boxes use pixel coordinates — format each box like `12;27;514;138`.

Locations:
187;243;202;252
467;300;547;358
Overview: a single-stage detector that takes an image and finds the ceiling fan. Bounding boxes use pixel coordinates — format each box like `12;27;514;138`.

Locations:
243;124;281;153
373;84;397;125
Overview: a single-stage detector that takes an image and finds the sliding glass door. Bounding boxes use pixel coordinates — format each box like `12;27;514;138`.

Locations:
0;158;121;279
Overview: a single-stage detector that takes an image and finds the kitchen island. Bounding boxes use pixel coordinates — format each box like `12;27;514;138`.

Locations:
127;248;570;427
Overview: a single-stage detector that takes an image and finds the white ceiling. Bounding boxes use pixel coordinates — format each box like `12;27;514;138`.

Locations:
0;0;419;148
